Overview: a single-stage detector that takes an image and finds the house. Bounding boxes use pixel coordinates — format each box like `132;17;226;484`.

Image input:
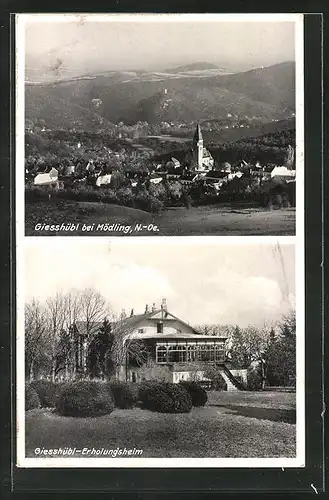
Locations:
205;170;229;185
96;174;112;187
70;300;244;390
149;173;163;185
179;173;199;185
33;167;58;186
171;157;181;168
270;166;296;179
270;166;296;185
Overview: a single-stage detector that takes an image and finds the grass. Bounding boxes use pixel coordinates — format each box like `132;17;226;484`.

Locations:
25;199;295;236
25;391;296;458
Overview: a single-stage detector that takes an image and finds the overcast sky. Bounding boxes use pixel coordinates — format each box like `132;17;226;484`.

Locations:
22;15;296;81
24;239;295;328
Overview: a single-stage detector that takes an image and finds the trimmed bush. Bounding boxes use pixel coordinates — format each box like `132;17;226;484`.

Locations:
56;381;115;417
138;379;160;401
179;381;208;407
109;381;139;409
25;384;40;410
139;381;192;413
30;379;60;408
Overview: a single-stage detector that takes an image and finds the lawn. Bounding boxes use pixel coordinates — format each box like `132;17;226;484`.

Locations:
25;391;296;459
25;199;295;236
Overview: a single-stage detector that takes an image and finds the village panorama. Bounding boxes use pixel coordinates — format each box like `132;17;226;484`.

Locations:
23;17;297;237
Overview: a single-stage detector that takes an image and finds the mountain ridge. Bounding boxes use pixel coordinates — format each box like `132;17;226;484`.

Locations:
25;61;295;129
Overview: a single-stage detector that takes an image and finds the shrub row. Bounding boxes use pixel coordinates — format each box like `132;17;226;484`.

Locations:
108;380;139;409
29;379;62;408
56;381;115;417
179;381;208;407
138;381;192;413
26;379;208;416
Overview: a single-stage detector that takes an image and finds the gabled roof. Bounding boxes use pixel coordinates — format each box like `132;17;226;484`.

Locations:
73;309;221;341
202;147;213;159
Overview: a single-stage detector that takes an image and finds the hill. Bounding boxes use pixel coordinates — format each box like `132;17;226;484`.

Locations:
164;62;220;73
215;61;295;110
25;62;295;129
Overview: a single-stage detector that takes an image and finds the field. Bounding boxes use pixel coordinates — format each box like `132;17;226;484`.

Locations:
25;391;296;459
25;200;295;236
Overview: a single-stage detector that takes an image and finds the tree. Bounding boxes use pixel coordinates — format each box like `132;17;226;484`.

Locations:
25;299;49;381
79;288;108;338
227;324;274;389
266;310;296;387
45;292;67;382
227;325;252;368
86;318;115;379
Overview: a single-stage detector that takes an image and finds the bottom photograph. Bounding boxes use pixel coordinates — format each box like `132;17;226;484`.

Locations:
18;238;300;466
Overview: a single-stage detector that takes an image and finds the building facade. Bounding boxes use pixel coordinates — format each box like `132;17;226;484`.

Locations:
70;300;244;390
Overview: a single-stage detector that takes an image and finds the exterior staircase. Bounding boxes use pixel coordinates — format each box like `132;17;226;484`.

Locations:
216;363;246;391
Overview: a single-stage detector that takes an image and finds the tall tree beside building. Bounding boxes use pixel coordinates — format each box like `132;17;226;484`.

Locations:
266;310;296;387
86;317;115;379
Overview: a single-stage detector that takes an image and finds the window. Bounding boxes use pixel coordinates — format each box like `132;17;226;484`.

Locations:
199;344;214;362
215;344;225;362
185;343;225;362
168;345;186;363
157;322;163;334
138;328;144;333
187;345;197;362
156;345;167;363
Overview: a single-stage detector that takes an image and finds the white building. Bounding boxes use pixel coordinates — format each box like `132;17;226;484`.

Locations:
71;300;245;391
34;167;58;186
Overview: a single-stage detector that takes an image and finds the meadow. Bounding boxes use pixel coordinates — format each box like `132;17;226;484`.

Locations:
25;391;296;459
25;200;295;236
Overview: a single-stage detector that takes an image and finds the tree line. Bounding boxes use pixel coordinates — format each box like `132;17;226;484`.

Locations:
25;288;296;389
195;312;296;389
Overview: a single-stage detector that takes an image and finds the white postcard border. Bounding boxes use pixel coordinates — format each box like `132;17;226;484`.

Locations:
16;13;304;469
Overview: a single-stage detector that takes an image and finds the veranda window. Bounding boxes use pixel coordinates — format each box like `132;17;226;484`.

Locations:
156;345;167;363
215;344;225;362
187;345;197;362
168;345;187;363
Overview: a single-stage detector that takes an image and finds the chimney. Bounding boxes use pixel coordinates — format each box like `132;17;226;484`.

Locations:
161;298;167;311
145;304;149;314
151;303;157;313
120;309;126;320
130;308;134;317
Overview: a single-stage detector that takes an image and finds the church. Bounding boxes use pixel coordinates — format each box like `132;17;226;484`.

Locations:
70;299;246;391
183;124;214;173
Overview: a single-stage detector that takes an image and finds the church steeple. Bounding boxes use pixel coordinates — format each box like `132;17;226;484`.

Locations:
193;123;203;169
193;123;203;145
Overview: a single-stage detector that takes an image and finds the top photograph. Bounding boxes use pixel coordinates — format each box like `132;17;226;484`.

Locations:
17;14;302;237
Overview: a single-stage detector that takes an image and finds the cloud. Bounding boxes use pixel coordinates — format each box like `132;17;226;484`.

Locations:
24;241;295;328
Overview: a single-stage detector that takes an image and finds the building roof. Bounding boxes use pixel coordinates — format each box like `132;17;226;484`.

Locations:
202;147;213;159
129;331;227;341
205;170;228;180
73;309;227;341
